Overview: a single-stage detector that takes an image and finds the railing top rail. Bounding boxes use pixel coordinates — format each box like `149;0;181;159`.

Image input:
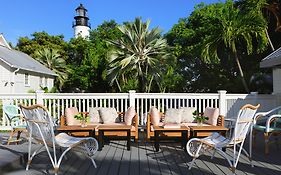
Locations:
43;93;129;99
135;93;220;99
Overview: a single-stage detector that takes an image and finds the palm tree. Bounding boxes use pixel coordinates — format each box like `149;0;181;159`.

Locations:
201;0;268;93
107;17;170;92
35;48;69;91
238;0;281;51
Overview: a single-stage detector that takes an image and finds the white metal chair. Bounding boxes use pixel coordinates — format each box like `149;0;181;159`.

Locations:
186;104;260;174
19;104;98;175
3;104;27;145
252;106;281;154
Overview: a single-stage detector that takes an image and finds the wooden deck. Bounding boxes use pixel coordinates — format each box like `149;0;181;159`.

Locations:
1;132;281;175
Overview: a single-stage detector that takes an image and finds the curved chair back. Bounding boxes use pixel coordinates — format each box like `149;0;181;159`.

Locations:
19;104;55;146
3;104;22;127
230;104;260;144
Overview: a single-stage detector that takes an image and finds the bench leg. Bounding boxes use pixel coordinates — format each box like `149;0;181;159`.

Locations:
127;130;131;151
98;130;104;151
154;130;160;152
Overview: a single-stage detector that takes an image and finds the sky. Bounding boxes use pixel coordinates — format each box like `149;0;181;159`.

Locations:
1;0;220;46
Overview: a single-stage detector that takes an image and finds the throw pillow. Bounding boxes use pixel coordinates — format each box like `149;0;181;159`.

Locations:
89;107;101;123
124;106;136;125
150;107;160;126
99;108;118;124
164;108;182;124
181;107;196;123
65;107;80;125
204;107;219;125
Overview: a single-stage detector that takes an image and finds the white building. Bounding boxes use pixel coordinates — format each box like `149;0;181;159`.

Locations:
0;34;56;93
260;47;281;94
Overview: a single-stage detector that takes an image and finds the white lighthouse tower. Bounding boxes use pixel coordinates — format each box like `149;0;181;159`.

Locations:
73;4;91;38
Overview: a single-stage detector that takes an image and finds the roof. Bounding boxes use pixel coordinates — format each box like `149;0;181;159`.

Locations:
0;34;11;49
260;47;281;68
0;45;57;76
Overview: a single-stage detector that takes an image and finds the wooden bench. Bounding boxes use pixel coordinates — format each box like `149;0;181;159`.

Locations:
146;112;224;140
60;112;139;141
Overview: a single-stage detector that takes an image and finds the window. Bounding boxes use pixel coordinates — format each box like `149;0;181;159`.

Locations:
39;77;43;87
24;73;30;86
45;77;48;87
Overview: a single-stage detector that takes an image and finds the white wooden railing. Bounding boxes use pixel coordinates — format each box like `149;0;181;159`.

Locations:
0;90;280;129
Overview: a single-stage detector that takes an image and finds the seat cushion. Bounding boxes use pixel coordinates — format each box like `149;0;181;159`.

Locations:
151;122;165;131
89;107;101;123
95;123;136;131
204;107;219;126
181;107;196;123
182;122;211;127
164;108;182;124
150;107;160;126
65;107;80;125
99;108;118;124
124;106;136;125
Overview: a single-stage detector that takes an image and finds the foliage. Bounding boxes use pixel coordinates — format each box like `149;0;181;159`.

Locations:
16;31;68;60
63;20;121;92
166;0;270;93
74;113;89;121
193;110;209;123
107;17;171;92
34;48;69;91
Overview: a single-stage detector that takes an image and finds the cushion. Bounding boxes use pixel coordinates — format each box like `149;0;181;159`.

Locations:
124;106;136;125
182;122;211;127
181;107;196;123
204;107;219;125
99;108;119;124
150;107;160;126
65;107;80;125
89;107;101;123
150;122;165;131
164;108;182;124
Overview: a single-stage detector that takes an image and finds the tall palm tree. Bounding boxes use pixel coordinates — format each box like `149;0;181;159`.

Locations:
35;48;69;91
201;0;268;93
107;17;170;92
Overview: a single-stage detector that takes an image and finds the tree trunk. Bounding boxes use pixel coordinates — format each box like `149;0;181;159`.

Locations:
234;51;249;93
266;29;275;51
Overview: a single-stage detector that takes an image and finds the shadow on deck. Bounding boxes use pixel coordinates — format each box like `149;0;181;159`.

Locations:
0;132;280;175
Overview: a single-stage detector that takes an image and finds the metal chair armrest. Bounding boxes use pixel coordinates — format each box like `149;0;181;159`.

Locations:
265;114;281;132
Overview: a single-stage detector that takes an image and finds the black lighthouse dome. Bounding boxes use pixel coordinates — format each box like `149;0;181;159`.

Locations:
73;4;90;28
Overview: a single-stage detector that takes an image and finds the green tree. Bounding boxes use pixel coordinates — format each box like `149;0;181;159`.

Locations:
35;48;69;91
200;0;268;93
107;17;170;92
238;0;281;51
63;20;121;92
16;31;68;59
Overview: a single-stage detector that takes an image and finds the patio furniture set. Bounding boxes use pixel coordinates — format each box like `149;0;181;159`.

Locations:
2;103;281;175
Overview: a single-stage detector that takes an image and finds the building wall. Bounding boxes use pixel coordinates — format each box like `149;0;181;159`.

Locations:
0;60;12;93
0;62;55;93
74;25;90;38
273;68;281;94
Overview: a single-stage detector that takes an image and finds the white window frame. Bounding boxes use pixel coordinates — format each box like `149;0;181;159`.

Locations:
24;73;30;86
44;77;48;87
39;77;44;87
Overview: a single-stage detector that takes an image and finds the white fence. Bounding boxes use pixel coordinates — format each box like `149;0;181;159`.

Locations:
0;90;280;129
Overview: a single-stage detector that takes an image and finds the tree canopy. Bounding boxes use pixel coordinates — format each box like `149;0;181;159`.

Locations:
15;0;281;93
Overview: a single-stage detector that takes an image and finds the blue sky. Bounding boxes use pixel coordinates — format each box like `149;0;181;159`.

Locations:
1;0;219;46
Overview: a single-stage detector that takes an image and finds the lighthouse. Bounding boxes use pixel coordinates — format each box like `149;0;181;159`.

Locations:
73;4;91;38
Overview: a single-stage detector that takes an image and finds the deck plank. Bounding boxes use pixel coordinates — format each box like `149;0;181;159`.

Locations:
1;131;281;175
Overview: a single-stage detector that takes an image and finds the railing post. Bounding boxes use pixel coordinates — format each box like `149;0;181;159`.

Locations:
36;90;44;105
129;90;136;107
218;90;227;116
